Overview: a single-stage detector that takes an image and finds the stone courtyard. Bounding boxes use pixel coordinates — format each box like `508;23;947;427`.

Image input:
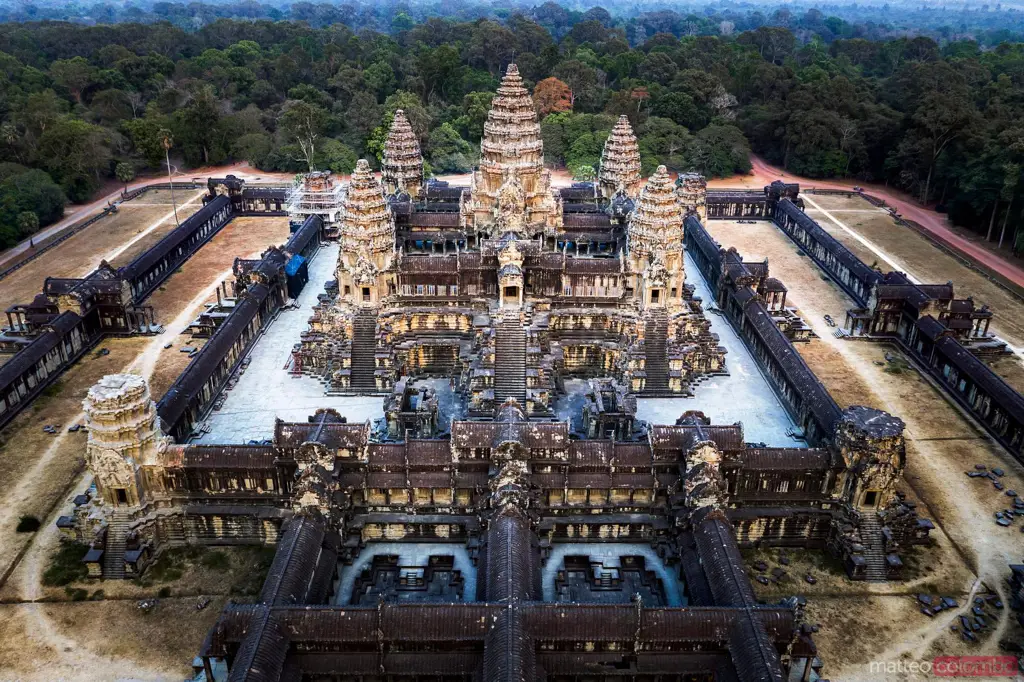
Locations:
194;242;383;444
635;251;803;447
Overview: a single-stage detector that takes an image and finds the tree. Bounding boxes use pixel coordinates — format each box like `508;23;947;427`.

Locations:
232;133;274;168
49;57;95;104
552;60;602;111
570;164;596;181
427;123;475;173
459;92;495;142
685;124;752;177
533;77;572;117
115;162;135;193
124;116;171;168
16;211;39;237
317;138;358;175
639;117;692;172
173;87;226;166
912;89;975;202
37;118;110;201
0;168;65;248
279;100;329;172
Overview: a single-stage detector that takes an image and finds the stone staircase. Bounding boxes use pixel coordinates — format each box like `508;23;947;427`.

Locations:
494;316;527;405
350;310;378;391
103;511;130;579
858;513;888;582
644;308;669;394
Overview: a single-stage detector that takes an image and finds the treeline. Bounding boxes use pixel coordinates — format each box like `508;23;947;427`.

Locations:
4;1;1024;47
1;11;1024;253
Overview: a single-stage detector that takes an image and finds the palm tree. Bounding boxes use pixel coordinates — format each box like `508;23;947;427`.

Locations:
115;162;135;196
160;129;179;225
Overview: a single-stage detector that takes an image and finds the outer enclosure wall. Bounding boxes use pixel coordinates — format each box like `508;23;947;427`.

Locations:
718;190;1024;463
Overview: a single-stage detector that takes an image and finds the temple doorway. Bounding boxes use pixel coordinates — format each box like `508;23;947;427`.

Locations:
502;286;520;307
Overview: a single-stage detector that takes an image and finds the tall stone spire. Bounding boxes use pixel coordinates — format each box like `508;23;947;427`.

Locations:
469;63;557;235
338;159;395;305
628;165;685;264
381;109;424;198
677;172;707;224
480;64;544;175
599;115;642;199
628;165;686;308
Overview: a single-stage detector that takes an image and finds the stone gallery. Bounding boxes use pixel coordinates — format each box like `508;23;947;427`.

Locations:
49;64;952;681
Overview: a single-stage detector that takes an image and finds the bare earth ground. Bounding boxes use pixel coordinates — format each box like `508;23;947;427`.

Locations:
0;189;206;313
802;195;1024;346
0;212;290;681
803;193;1024;397
705;219;1024;680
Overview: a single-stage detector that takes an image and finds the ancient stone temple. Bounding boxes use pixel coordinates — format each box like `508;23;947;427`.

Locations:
598;114;643;199
336;159;397;307
54;78;939;674
677;171;708;224
381;109;424;198
83;374;170;509
468;63;559;234
292;64;726;402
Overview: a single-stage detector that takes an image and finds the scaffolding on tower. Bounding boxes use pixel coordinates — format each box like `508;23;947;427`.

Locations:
287;171;347;237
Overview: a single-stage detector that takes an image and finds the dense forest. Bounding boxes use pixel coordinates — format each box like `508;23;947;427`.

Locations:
1;4;1024;253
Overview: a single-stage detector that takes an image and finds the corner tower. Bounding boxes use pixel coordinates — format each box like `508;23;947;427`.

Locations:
677;172;708;224
627;165;686;308
599;115;642;199
83;374;169;508
337;159;396;307
469;63;557;235
381;109;424;199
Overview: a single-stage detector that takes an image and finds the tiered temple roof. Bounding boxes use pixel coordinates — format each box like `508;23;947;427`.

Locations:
381;109;423;198
599;115;643;198
480;64;544;175
677;172;708;224
339;159;396;268
470;63;557;233
627;165;686;263
286;171;345;226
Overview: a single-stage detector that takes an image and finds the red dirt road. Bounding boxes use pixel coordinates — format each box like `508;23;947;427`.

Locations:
736;156;1024;290
0;162;295;268
7;155;1022;290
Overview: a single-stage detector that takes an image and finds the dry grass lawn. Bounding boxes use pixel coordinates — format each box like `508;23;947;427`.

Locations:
0;211;294;680
0;190;207;313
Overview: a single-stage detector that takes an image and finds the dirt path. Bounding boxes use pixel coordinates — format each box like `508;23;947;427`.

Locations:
743;156;1024;291
90;188;206;270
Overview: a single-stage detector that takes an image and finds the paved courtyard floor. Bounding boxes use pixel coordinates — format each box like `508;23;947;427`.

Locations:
634;251;803;448
194;243;799;446
540;542;685;605
335;542;477;604
193;243;383;443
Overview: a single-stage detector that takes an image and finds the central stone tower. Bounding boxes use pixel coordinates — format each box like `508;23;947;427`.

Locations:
469;63;558;236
